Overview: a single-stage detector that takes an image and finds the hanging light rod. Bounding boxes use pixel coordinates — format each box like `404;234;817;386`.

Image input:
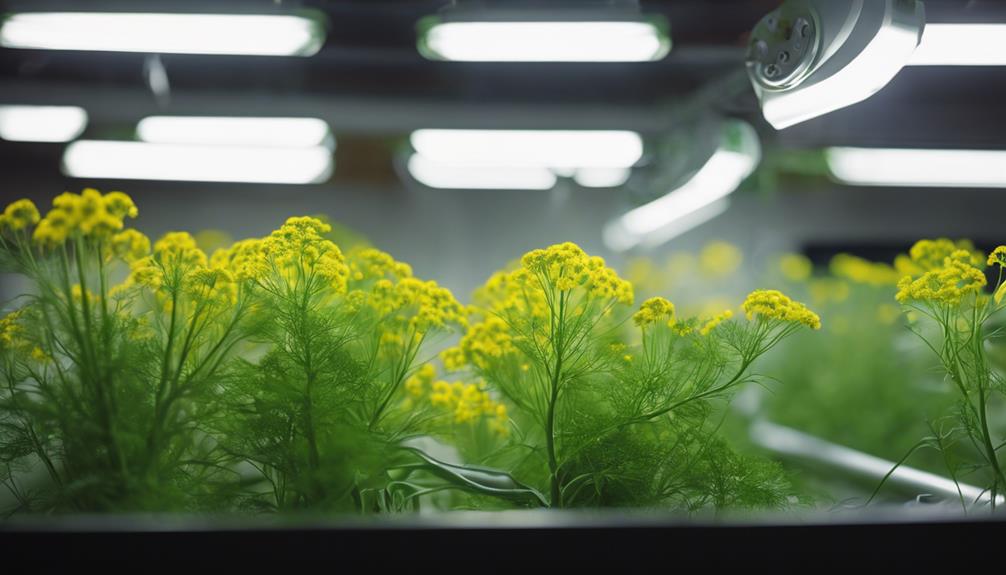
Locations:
0;12;325;56
417;3;669;63
604;120;760;252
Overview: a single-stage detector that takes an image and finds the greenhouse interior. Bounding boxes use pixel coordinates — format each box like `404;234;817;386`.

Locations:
1;0;1005;561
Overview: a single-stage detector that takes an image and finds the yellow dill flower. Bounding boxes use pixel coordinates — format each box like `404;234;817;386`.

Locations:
32;218;70;248
699;241;742;279
347;247;412;283
101;191;138;219
30;346;50;363
429;380;455;408
370;277;466;333
895;250;986;305
212;238;268;281
183;267;238;307
905;238;984;274
779;253;812;282
1;199;40;231
0;310;26;349
830;254;900;286
440;345;466;372
742;289;821;329
405;364;436;398
473;269;549;321
699;309;733;336
454;316;515;370
154;232;207;267
260;216;349;292
633;297;675;327
521;242;633;305
987;246;1006;268
129;257;163;290
110;229;150;263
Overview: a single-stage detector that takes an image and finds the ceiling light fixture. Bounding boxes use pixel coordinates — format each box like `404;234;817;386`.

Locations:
0;12;325;56
746;0;924;130
63;141;333;184
0;105;88;142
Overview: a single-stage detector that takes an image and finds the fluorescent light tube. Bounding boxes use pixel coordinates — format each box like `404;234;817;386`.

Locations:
910;24;1006;66
604;149;757;251
410;130;643;170
0;12;324;56
138;116;332;148
827;147;1006;188
0;105;87;142
63;141;333;184
407;154;556;190
574;167;631;188
420;20;669;62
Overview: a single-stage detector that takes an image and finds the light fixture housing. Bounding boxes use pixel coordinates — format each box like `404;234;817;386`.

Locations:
0;105;88;142
417;3;669;62
0;12;325;56
746;0;924;130
604;120;760;252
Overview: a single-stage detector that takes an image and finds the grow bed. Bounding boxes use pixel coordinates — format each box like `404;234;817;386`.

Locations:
3;508;1004;566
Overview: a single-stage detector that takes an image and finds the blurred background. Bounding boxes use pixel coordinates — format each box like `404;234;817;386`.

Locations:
0;0;1003;296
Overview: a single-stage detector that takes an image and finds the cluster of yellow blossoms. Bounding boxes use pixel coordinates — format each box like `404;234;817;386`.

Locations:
404;364;509;435
444;316;515;371
0;310;25;349
0;199;40;232
348;247;413;284
129;232;207;291
520;242;633;305
632;297;676;327
0;310;46;360
830;254;900;286
742;289;822;329
699;309;733;336
370;277;466;334
265;217;350;291
30;189;139;247
895;247;988;305
473;269;548;321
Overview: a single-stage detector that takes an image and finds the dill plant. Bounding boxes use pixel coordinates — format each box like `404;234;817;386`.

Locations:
892;239;1006;509
207;224;516;512
762;253;958;477
442;243;820;510
0;191;258;511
